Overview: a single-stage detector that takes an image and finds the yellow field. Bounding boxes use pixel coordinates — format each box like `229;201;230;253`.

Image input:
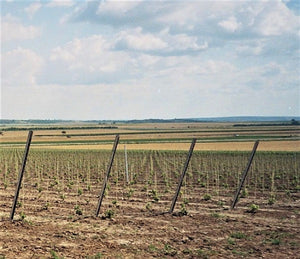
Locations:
1;122;299;151
1;129;299;143
30;140;299;151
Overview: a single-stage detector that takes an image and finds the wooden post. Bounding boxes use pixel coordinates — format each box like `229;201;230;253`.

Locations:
10;131;33;221
169;138;196;214
124;145;129;184
95;135;119;217
231;140;259;209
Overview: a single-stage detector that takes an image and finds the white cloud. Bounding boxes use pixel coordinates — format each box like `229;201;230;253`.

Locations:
162;32;208;52
41;30;212;86
2;47;44;87
49;35;113;65
115;27;167;51
70;1;299;39
253;1;299;36
2;0;299;119
136;54;160;67
25;2;42;19
41;35;132;84
1;15;41;42
42;29;211;86
114;27;208;54
218;16;241;33
46;0;74;8
97;0;140;16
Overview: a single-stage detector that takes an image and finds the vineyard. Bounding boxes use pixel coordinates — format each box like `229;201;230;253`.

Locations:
1;148;299;213
0;121;299;258
0;145;299;258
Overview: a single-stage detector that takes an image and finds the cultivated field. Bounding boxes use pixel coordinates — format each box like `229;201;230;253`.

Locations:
1;122;299;149
0;122;299;258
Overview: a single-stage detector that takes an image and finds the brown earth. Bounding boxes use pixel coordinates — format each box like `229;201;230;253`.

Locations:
0;184;299;258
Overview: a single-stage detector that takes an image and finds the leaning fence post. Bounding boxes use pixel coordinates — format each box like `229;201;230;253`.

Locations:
95;135;120;217
10;130;33;221
169;138;196;214
231;140;259;209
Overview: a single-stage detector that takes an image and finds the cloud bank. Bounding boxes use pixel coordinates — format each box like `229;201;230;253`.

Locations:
1;0;299;119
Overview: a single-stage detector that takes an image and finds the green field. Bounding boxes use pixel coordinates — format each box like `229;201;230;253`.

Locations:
1;148;299;201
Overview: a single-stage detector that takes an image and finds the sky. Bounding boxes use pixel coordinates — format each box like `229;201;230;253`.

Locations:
1;0;300;120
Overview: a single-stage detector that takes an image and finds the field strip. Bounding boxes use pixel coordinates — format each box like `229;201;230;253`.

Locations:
27;140;300;151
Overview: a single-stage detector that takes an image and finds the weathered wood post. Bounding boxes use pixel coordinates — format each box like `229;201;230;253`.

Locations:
95;135;119;217
10;130;33;221
169;138;196;214
231;140;259;209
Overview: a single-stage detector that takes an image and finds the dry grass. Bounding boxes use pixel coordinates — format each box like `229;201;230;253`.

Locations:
30;140;299;151
1;129;298;143
1;122;299;151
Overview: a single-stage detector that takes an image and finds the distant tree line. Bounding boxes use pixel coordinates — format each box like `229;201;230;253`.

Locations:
233;119;299;127
0;119;74;124
0;126;118;131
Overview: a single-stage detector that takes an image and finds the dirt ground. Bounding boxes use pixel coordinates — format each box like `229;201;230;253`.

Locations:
0;185;299;259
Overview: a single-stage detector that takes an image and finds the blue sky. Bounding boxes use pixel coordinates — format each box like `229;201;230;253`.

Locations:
1;0;299;120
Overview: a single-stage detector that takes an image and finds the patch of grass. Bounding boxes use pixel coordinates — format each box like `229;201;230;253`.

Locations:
148;244;158;253
127;188;134;198
104;209;115;219
227;238;236;245
289;241;299;247
271;239;281;245
240;188;248;198
268;195;276;205
74;205;82;215
195;249;210;258
183;198;189;205
211;212;223;218
230;231;247;239
179;203;188;216
16;201;22;208
50;250;64;259
262;230;294;246
163;244;177;256
203;194;211;201
217;200;224;207
246;203;259;213
232;249;249;257
145;202;152;211
19;211;26;220
150;189;159;202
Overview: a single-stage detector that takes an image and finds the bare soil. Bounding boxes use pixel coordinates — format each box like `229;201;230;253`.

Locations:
0;184;299;258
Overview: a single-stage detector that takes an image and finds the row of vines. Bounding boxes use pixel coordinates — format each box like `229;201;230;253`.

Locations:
0;148;299;220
